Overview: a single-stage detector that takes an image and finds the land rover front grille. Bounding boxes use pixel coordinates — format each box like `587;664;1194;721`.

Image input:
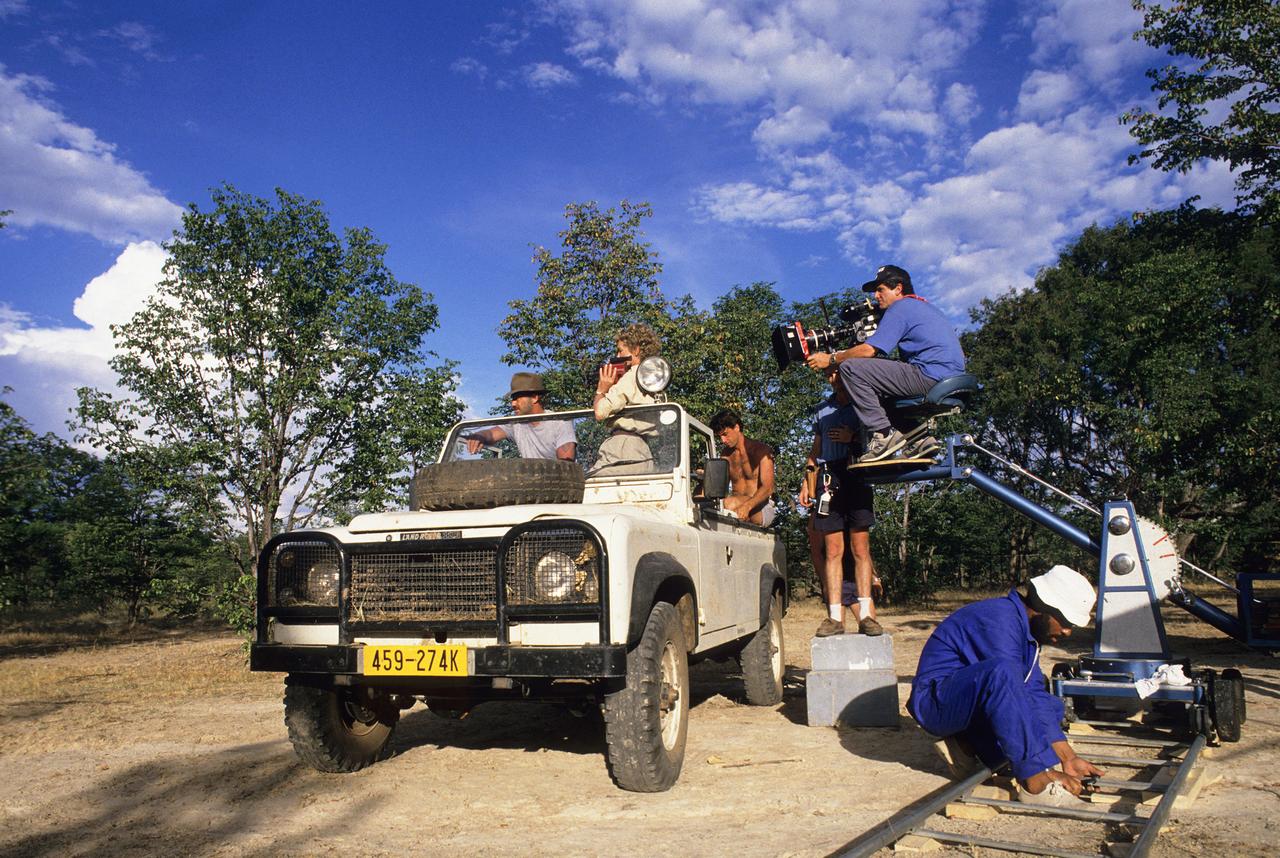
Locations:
346;547;497;623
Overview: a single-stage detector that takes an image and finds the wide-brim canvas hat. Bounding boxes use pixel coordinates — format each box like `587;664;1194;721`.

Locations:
508;371;546;398
1029;565;1096;627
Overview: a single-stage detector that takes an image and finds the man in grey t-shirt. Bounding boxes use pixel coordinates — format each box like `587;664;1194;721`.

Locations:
465;372;577;461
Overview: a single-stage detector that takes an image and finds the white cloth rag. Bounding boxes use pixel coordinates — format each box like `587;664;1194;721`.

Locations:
1135;663;1192;699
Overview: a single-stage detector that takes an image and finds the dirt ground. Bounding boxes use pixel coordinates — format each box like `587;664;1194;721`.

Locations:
1;597;1277;858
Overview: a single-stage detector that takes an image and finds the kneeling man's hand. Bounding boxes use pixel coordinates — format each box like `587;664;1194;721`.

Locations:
1047;770;1087;796
1061;755;1105;781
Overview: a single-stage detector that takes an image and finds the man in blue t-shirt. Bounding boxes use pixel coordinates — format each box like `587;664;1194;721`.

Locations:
800;364;880;638
806;265;966;462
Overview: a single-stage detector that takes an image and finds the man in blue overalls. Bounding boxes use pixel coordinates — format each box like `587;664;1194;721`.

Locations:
907;565;1105;807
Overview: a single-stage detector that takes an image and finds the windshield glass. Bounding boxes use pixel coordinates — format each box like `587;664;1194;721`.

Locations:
441;405;682;478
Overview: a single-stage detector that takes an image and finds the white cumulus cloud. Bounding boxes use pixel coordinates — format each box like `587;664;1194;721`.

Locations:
554;0;979;135
696;181;823;230
1030;0;1151;86
0;241;167;434
1016;70;1081;120
0;66;182;244
524;62;577;89
753;105;833;149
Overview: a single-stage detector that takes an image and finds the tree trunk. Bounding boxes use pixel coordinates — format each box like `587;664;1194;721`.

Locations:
899;486;911;568
1008;523;1027;585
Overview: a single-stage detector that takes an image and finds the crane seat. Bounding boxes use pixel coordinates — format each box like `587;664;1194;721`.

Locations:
890;373;979;420
849;373;980;471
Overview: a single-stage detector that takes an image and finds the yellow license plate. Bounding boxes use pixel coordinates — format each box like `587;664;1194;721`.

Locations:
363;645;468;676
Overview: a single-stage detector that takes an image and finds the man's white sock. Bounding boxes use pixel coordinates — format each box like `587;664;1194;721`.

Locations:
858;597;872;618
828;605;842;622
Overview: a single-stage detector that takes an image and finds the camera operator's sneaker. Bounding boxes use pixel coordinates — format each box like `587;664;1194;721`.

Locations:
857;429;907;463
1017;781;1087;808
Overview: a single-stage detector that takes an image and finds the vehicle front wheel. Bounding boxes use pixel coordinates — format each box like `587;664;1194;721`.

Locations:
283;676;398;772
741;592;785;705
602;601;689;792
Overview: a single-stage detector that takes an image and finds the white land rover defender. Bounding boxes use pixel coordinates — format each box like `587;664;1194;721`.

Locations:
250;371;787;792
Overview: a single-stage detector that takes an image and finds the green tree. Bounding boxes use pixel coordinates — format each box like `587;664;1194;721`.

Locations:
64;455;206;624
0;393;93;610
0;209;11;229
964;206;1279;575
500;200;680;408
76;185;465;587
1123;0;1280;219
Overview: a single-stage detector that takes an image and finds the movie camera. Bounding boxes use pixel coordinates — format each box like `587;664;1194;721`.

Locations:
771;299;882;370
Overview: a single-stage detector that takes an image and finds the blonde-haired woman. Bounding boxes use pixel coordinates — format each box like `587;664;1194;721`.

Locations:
591;323;661;476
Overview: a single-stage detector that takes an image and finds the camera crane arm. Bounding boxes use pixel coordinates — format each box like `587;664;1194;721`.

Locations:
861;433;1272;653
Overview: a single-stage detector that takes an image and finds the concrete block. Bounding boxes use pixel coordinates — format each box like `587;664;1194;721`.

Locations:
810;632;895;671
806;667;899;727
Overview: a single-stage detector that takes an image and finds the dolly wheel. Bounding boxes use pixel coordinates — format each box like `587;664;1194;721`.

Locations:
1211;671;1244;743
1222;668;1247;726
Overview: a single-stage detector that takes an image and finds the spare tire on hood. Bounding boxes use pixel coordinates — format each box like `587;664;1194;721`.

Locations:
409;458;586;511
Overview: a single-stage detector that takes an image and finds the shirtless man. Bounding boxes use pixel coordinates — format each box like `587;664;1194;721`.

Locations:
709;409;776;526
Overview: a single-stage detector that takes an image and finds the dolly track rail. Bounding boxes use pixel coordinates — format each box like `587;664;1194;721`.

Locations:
831;727;1207;858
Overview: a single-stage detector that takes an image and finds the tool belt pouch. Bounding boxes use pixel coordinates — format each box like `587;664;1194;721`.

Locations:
816;463;840;516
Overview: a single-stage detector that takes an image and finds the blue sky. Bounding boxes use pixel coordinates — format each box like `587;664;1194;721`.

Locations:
0;1;1236;439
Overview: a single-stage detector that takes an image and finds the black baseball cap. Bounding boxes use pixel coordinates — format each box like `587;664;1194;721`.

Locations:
860;264;912;293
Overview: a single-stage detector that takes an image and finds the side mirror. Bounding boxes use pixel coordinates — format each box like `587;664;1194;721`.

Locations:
700;458;730;500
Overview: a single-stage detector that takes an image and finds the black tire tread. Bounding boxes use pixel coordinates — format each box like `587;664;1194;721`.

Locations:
1211;673;1244;743
602;602;688;792
741;593;785;706
410;459;585;511
1222;668;1247;725
283;677;397;772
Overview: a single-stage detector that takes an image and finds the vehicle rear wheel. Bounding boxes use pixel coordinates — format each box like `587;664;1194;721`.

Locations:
741;592;785;706
602;601;688;792
284;676;398;772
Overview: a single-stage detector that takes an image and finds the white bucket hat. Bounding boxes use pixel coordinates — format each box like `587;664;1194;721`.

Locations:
1029;565;1096;627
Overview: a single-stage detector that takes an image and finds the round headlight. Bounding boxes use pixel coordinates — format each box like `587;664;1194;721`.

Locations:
533;551;575;601
306;560;340;605
636;356;671;394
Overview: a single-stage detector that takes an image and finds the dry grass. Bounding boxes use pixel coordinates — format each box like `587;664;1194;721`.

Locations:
0;617;278;754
